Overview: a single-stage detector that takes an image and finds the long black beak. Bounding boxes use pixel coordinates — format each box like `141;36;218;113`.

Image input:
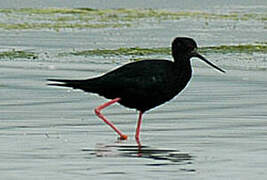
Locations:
192;49;225;73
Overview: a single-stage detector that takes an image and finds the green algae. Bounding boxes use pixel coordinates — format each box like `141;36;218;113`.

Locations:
1;44;265;60
0;8;266;30
0;50;38;60
0;8;96;14
0;8;265;20
60;44;267;58
200;44;267;54
66;47;170;57
0;22;129;30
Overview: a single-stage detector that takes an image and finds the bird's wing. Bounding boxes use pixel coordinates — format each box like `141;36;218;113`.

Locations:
94;60;173;98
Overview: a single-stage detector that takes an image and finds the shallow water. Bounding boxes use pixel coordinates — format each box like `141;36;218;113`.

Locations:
1;60;267;179
1;1;267;179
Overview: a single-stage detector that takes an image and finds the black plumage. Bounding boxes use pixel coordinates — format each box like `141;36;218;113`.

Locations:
48;37;225;142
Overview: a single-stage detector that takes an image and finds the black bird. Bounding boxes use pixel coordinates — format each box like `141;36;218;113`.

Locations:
48;37;225;143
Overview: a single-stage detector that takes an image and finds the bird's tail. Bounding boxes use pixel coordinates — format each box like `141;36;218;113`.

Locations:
47;79;86;89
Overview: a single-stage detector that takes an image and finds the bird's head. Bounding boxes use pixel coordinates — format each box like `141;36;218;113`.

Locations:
172;37;225;73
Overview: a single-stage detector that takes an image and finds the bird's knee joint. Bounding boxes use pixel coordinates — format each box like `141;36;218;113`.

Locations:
94;108;100;115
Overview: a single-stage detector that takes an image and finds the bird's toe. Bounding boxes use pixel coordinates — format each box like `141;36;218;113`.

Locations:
119;134;128;140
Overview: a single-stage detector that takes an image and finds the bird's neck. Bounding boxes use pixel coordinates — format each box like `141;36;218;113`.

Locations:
173;55;192;80
172;56;192;91
173;54;191;69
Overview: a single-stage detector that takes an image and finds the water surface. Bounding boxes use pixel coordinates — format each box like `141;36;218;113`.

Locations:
0;1;267;179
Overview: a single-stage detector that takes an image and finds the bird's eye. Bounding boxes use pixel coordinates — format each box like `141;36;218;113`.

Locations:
187;45;194;50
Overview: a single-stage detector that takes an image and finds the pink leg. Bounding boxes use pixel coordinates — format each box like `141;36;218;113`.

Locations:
94;98;128;140
135;111;143;146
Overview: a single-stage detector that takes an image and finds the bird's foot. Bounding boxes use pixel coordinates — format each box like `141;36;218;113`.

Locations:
118;134;128;140
135;136;141;146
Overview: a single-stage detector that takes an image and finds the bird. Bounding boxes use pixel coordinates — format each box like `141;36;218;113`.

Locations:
47;37;225;144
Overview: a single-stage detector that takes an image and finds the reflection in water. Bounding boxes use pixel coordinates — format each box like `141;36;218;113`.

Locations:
82;142;193;167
